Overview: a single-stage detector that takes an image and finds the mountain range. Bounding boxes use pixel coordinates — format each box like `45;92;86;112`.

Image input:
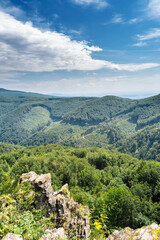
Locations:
0;88;160;161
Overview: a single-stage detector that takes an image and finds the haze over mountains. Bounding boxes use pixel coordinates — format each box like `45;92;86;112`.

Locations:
0;88;159;161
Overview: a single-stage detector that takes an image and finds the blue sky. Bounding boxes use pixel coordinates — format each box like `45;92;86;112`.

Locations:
0;0;160;98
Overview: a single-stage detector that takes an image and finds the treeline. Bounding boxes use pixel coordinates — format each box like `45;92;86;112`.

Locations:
0;143;160;238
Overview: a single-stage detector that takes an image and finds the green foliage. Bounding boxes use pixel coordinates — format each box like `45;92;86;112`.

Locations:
12;210;52;240
90;200;110;239
96;187;140;228
0;181;54;239
0;143;160;239
0;195;17;237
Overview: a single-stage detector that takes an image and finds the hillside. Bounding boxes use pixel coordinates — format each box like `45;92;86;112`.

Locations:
0;88;51;97
0;90;160;160
0;143;160;239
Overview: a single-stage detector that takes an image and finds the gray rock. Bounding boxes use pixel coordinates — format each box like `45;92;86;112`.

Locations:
107;223;160;240
20;171;54;211
20;171;90;239
39;227;66;240
2;233;23;240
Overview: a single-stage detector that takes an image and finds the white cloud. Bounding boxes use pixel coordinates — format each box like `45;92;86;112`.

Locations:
0;10;106;72
132;42;147;47
111;14;124;24
0;10;159;73
53;13;59;19
0;72;22;82
128;18;138;24
18;75;128;96
137;28;160;41
68;29;83;35
0;1;24;18
40;74;160;96
111;63;160;71
107;16;139;25
7;74;160;97
147;0;160;19
71;0;108;9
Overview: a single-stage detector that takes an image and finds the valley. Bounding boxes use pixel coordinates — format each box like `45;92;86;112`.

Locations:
0;88;160;161
0;88;160;239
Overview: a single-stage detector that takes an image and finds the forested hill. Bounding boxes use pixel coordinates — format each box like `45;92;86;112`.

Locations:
63;95;135;125
0;143;160;238
0;89;160;160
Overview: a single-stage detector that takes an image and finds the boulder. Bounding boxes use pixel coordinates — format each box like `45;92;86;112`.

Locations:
2;233;23;240
20;171;90;239
39;227;66;240
107;223;160;240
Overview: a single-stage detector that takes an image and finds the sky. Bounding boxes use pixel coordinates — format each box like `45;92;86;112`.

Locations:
0;0;160;98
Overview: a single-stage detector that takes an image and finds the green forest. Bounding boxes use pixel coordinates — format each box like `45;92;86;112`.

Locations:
0;89;160;161
0;143;160;239
0;89;160;239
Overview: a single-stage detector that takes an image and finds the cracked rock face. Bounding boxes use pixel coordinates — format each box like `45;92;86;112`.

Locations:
106;223;160;240
20;171;90;240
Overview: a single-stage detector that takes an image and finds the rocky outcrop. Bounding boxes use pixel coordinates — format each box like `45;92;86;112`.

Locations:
20;171;90;239
39;227;66;240
2;233;23;240
106;223;160;240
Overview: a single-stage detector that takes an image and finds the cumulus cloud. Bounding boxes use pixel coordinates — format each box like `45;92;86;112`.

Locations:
0;10;159;73
0;10;107;72
147;0;160;19
71;0;108;9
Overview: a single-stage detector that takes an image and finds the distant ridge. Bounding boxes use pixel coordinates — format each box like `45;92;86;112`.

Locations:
0;88;52;97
